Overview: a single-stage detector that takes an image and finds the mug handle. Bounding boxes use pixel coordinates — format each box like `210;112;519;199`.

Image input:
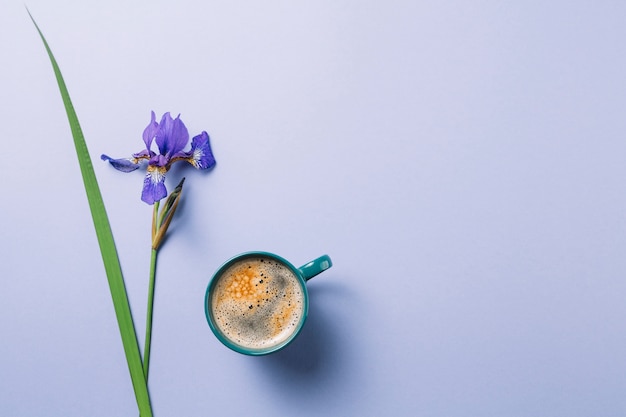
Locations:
298;255;333;281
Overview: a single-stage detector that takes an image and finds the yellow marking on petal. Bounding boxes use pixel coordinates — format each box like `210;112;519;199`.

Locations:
147;165;167;184
132;155;150;164
187;149;204;168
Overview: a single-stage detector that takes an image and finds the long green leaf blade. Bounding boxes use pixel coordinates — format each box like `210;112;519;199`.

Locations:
28;11;154;417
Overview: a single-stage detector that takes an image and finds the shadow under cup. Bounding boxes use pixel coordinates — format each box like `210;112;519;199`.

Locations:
205;252;332;355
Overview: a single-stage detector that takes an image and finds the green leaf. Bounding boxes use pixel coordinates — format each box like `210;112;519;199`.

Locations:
28;11;154;417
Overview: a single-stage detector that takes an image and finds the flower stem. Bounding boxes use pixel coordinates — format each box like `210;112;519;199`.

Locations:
143;247;158;381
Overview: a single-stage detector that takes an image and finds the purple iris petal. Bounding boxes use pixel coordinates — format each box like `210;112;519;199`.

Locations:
171;131;216;169
133;149;154;160
149;154;169;168
156;113;189;158
141;167;167;205
101;154;140;173
142;111;159;150
189;131;216;169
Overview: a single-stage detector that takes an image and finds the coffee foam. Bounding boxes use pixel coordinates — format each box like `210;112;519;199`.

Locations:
210;257;305;350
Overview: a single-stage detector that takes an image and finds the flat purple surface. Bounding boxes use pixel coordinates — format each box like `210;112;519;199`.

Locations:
2;1;626;416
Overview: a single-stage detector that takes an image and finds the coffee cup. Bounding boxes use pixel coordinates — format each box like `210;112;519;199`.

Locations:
205;252;332;355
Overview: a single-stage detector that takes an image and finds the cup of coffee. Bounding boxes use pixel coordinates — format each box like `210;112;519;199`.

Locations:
205;251;332;355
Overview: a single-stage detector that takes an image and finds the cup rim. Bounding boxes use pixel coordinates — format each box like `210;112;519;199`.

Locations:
204;251;310;355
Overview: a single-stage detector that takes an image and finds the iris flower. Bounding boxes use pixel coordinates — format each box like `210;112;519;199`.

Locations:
101;111;216;204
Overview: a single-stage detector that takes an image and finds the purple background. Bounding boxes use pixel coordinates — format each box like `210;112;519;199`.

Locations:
2;1;626;416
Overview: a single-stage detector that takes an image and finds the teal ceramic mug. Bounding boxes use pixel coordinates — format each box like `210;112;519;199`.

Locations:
205;251;332;355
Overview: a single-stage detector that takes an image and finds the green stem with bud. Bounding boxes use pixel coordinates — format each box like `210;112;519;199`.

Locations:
142;179;185;382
